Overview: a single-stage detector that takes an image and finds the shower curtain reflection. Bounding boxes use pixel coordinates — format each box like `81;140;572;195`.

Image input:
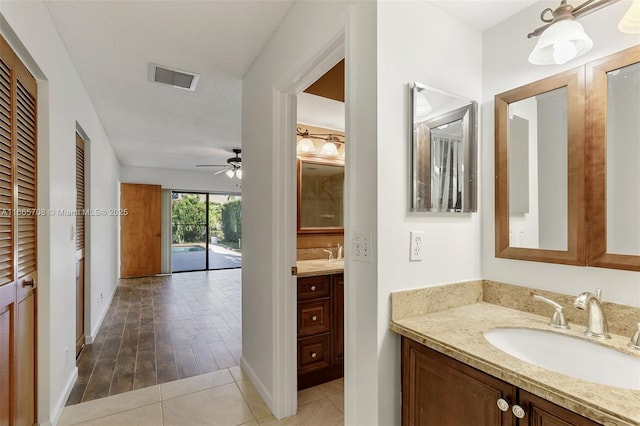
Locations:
431;135;463;211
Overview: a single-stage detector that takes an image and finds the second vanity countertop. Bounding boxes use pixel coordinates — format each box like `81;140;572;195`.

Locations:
391;301;640;425
296;259;344;277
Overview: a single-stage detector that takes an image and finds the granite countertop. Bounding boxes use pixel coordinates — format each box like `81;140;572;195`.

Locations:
296;259;344;277
390;302;640;425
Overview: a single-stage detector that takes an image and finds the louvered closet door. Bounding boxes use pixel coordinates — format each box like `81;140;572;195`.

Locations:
75;134;85;356
0;35;15;426
0;34;37;426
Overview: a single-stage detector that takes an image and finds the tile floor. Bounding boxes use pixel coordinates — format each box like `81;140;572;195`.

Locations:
58;366;344;425
67;270;242;405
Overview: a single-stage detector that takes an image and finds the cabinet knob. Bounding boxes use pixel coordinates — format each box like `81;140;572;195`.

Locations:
512;405;526;419
310;352;317;359
496;398;510;412
310;285;316;291
23;278;35;288
311;315;317;321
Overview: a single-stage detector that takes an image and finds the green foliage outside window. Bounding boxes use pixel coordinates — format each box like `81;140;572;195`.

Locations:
171;194;241;244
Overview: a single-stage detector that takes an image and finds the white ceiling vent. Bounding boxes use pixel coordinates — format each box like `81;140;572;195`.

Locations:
148;63;200;91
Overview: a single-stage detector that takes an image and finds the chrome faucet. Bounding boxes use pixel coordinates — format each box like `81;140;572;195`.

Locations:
533;294;569;329
573;289;611;339
323;249;334;261
337;244;343;260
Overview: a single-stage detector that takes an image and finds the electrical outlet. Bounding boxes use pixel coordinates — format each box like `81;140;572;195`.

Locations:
353;231;372;263
410;231;424;261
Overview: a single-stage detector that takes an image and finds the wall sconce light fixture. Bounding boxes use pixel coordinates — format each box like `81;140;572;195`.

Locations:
296;127;345;158
528;0;634;66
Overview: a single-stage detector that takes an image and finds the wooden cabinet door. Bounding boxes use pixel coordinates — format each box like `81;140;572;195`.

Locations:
518;390;601;426
120;183;161;278
402;338;516;426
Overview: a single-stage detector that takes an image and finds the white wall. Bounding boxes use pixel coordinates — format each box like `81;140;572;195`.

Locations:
120;165;241;194
377;2;483;424
0;2;120;424
242;0;382;423
482;1;640;306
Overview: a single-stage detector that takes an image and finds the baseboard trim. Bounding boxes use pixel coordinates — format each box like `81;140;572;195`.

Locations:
49;366;78;426
240;357;274;413
86;284;117;343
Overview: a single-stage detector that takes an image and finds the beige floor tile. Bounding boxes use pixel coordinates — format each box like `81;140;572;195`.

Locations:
230;365;249;382
162;383;254;426
315;379;344;413
73;403;162;426
235;380;272;419
257;398;343;426
59;386;161;425
160;369;234;401
297;387;325;406
239;421;259;426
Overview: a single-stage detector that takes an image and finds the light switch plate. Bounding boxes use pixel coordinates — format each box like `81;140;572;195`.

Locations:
353;231;372;263
410;231;424;261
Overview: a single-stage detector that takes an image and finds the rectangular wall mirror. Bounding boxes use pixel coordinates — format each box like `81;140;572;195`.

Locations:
495;45;640;272
586;45;640;271
410;82;477;213
297;159;344;234
495;67;585;265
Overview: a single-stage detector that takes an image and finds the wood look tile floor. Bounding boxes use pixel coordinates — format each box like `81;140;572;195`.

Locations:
67;269;242;406
59;368;344;426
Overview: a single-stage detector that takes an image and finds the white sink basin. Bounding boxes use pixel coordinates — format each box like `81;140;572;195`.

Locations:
484;327;640;390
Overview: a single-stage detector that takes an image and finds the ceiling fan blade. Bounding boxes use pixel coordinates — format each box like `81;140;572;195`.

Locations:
196;164;226;167
213;168;230;175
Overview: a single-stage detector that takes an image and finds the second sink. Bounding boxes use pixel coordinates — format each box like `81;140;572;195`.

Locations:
484;327;640;390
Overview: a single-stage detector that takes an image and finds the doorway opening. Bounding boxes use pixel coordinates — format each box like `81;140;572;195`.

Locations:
171;192;242;272
295;58;345;403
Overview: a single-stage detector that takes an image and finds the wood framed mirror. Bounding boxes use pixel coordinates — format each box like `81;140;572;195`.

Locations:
586;45;640;272
495;67;586;265
297;158;344;235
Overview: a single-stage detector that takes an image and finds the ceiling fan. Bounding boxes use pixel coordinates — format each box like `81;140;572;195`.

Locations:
196;148;242;178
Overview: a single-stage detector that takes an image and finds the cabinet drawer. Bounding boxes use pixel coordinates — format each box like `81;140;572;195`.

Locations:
298;334;330;373
297;275;330;300
298;299;331;337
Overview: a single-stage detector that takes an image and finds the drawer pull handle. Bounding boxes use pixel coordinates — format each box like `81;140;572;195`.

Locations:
23;278;35;288
512;405;526;419
310;352;317;359
310;285;316;291
311;315;317;321
496;398;510;412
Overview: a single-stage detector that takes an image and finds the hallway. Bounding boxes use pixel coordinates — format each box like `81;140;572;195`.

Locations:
67;270;242;405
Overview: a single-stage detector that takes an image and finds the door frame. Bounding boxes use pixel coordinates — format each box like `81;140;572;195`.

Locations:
270;32;345;418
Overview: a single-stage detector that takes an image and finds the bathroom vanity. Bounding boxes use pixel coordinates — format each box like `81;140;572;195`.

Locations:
391;281;640;426
296;260;344;389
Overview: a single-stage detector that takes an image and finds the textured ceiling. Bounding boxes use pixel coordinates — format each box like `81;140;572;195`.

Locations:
45;0;540;171
430;0;539;30
45;0;292;170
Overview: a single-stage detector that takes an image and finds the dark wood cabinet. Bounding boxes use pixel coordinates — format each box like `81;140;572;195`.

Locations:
401;337;601;426
297;273;343;390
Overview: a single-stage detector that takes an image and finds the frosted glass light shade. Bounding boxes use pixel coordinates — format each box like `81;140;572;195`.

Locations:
529;20;593;65
236;169;242;179
320;141;339;156
619;0;640;33
297;137;316;153
225;169;235;178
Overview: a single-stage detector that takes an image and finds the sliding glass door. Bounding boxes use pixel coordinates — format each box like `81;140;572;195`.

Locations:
171;192;242;272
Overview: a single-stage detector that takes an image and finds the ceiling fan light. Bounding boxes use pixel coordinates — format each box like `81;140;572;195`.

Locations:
225;169;235;178
320;141;339;156
528;19;593;65
236;169;243;179
619;0;640;33
297;137;316;153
